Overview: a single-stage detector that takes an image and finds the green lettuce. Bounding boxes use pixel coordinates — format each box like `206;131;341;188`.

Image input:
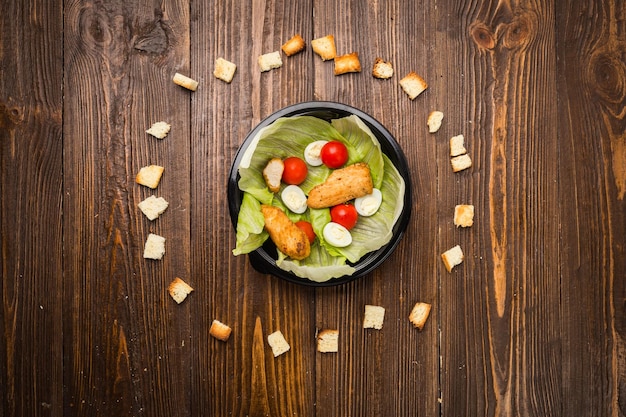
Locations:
233;115;405;282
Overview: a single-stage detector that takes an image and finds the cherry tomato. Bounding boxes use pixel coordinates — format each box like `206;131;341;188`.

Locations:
320;141;348;169
282;156;308;185
329;204;358;230
295;220;316;243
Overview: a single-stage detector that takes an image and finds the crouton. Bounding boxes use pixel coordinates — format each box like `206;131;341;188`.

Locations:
136;165;164;189
173;72;198;91
399;71;428;100
167;277;194;304
441;245;464;272
311;35;336;61
214;58;237;83
334;52;361;75
372;58;393;79
281;34;306;56
258;51;283;72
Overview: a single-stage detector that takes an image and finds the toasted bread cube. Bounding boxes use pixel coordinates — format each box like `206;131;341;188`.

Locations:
450;154;472;172
409;302;432;330
334;52;361;75
363;305;386;330
146;121;171;139
173;72;198;91
267;330;291;357
317;329;338;353
450;134;467;157
136;165;164;189
427;111;444;133
372;58;393;79
210;320;232;342
281;34;306;56
311;35;336;61
441;245;464;272
454;205;474;227
399;71;428;100
258;51;283;72
168;277;194;304
138;195;169;220
143;233;166;260
214;58;237;83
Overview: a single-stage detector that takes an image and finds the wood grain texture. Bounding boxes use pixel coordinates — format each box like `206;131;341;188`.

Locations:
1;0;625;416
0;0;64;416
556;1;626;416
62;0;191;415
438;1;563;416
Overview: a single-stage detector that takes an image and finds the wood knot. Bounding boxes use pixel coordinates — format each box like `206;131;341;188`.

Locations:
470;22;496;50
79;6;112;46
587;48;626;106
133;10;170;55
502;13;535;50
0;103;24;130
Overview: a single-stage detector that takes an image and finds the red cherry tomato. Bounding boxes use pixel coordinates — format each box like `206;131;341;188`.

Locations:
320;141;348;169
295;220;316;243
329;204;358;230
282;156;308;185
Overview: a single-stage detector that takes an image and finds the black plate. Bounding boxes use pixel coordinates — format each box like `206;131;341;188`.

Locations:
227;101;412;286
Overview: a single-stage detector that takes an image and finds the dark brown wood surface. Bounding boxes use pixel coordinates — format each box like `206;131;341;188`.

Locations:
1;0;625;416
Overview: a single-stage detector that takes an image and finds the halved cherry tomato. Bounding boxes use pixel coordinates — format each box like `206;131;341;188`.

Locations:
329;204;358;230
295;220;316;243
320;141;348;169
282;156;308;185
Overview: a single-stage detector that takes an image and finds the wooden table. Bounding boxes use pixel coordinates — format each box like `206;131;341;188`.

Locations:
2;0;625;416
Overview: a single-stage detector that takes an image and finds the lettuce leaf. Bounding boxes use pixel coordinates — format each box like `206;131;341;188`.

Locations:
232;192;269;255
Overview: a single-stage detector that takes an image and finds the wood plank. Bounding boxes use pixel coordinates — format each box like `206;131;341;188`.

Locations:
556;1;626;415
62;1;191;415
437;1;562;415
0;1;64;416
311;1;440;416
189;1;317;416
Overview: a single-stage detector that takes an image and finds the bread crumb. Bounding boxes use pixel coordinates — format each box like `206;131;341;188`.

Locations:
167;277;194;304
450;134;467;157
138;195;169;220
372;58;393;79
281;34;306;56
409;302;432;330
146;121;171;139
311;35;336;61
441;245;463;272
143;233;166;260
450;154;472;172
136;165;164;189
454;205;474;227
173;72;198;91
258;51;283;72
317;329;338;353
214;58;237;83
363;305;385;330
427;111;444;133
267;330;291;357
399;71;428;100
210;320;232;342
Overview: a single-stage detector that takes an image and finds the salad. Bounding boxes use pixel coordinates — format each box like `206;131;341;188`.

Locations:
232;114;406;282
